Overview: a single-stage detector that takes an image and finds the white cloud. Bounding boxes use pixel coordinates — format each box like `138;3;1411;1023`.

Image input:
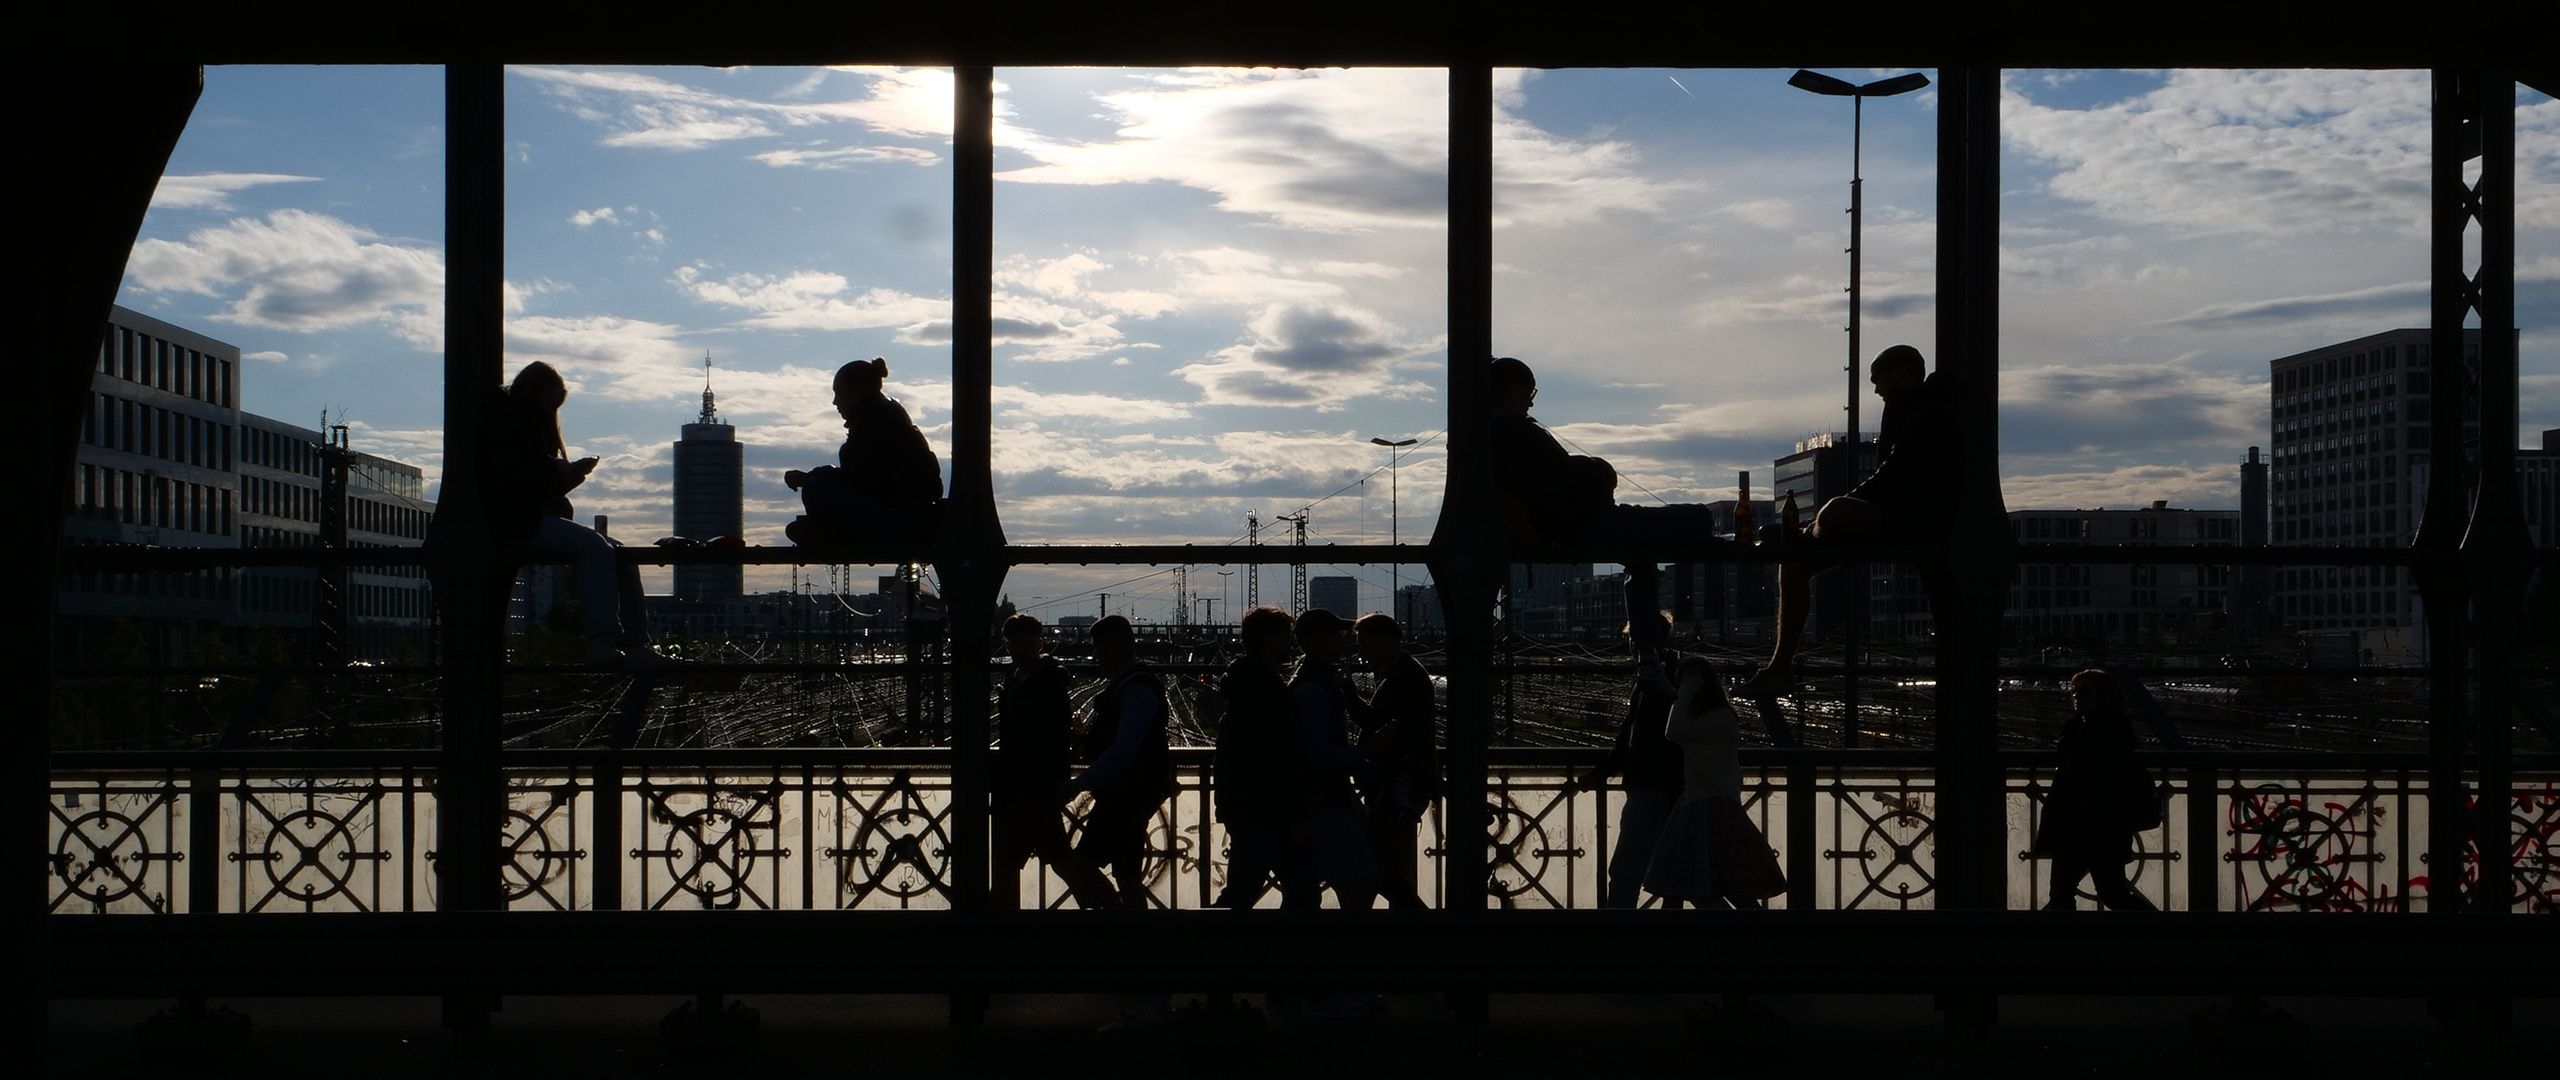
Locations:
123;209;443;348
993;68;1686;234
569;206;620;227
2003;70;2440;238
149;172;321;211
513;65;956;154
752;144;940;169
673;265;949;334
243;350;289;363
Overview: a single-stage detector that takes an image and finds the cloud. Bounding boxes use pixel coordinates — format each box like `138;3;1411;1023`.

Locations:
2167;279;2428;328
673;265;949;334
149;172;320;211
243;350;289;363
569;206;620;226
2001;363;2263;459
752;144;940;169
123;209;443;348
1998;462;2241;512
2003;69;2440;238
1172;303;1438;409
990;386;1192;423
995;69;1684;234
513;65;957;154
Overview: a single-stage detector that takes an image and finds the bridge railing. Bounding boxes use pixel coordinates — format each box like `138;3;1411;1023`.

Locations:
50;749;2556;916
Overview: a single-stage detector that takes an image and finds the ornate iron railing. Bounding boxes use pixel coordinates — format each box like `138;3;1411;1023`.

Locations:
48;750;2556;916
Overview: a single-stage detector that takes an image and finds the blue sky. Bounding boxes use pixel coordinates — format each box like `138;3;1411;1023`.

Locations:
119;67;2555;620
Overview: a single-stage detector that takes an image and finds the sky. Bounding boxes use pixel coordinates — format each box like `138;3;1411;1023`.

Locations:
117;67;2556;621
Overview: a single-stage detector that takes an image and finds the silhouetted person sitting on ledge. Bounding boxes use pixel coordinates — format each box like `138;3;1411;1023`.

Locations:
1488;356;1723;648
784;357;943;546
1734;344;1961;697
483;361;665;668
2031;669;2158;911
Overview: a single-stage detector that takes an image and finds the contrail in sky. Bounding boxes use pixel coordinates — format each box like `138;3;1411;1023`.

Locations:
1667;75;1694;98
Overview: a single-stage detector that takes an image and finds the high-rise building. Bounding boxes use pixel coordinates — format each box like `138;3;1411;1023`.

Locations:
672;356;742;601
2266;328;2485;631
1309;575;1358;619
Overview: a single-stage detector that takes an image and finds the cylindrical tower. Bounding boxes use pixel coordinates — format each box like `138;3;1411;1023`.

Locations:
674;360;743;601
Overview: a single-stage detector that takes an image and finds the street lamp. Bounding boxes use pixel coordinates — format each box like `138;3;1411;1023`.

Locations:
1792;69;1925;751
1787;69;1928;458
1370;436;1418;612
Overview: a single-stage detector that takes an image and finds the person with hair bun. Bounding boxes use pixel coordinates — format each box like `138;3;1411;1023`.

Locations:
784;357;945;545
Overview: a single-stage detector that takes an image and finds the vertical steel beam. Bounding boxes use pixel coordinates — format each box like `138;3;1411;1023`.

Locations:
1430;59;1497;921
1931;67;2009;915
427;59;509;1034
432;61;507;918
2421;70;2480;915
941;65;1002;911
2461;74;2518;918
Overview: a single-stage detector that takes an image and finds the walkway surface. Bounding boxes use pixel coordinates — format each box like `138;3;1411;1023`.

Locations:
48;991;2542;1078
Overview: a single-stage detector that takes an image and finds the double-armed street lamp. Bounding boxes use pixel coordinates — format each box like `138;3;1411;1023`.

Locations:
1370;436;1419;606
1787;69;1928;458
1791;69;1925;750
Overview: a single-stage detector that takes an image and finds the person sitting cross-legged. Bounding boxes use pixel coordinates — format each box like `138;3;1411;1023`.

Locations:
783;357;944;547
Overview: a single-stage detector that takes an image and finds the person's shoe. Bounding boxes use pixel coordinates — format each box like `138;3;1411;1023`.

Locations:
1730;666;1797;699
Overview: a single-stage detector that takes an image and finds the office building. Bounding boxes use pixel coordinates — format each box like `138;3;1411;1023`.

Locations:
60;306;434;662
672;360;743;601
1309;575;1357;619
2007;502;2241;641
2266;328;2494;631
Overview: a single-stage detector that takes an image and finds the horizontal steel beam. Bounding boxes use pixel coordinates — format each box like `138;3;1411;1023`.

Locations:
62;542;2545;574
49;746;2558;772
43;909;2552;1000
50;6;2555;70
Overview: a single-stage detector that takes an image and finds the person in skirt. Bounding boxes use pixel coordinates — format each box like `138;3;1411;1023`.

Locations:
1643;656;1786;908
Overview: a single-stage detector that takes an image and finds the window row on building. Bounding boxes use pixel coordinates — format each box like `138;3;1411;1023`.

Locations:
73;464;232;537
98;323;235;409
82;393;234;473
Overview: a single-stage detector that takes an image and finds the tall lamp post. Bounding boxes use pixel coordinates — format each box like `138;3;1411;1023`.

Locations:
1370;436;1419;611
1790;69;1926;750
1787;69;1928;458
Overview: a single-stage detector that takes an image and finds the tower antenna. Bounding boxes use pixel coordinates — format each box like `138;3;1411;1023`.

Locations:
698;350;721;425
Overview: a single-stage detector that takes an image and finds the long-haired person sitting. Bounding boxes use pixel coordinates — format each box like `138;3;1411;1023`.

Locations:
484;361;665;667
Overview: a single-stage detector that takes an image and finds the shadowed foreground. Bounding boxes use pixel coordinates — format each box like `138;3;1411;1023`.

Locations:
48;991;2544;1079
